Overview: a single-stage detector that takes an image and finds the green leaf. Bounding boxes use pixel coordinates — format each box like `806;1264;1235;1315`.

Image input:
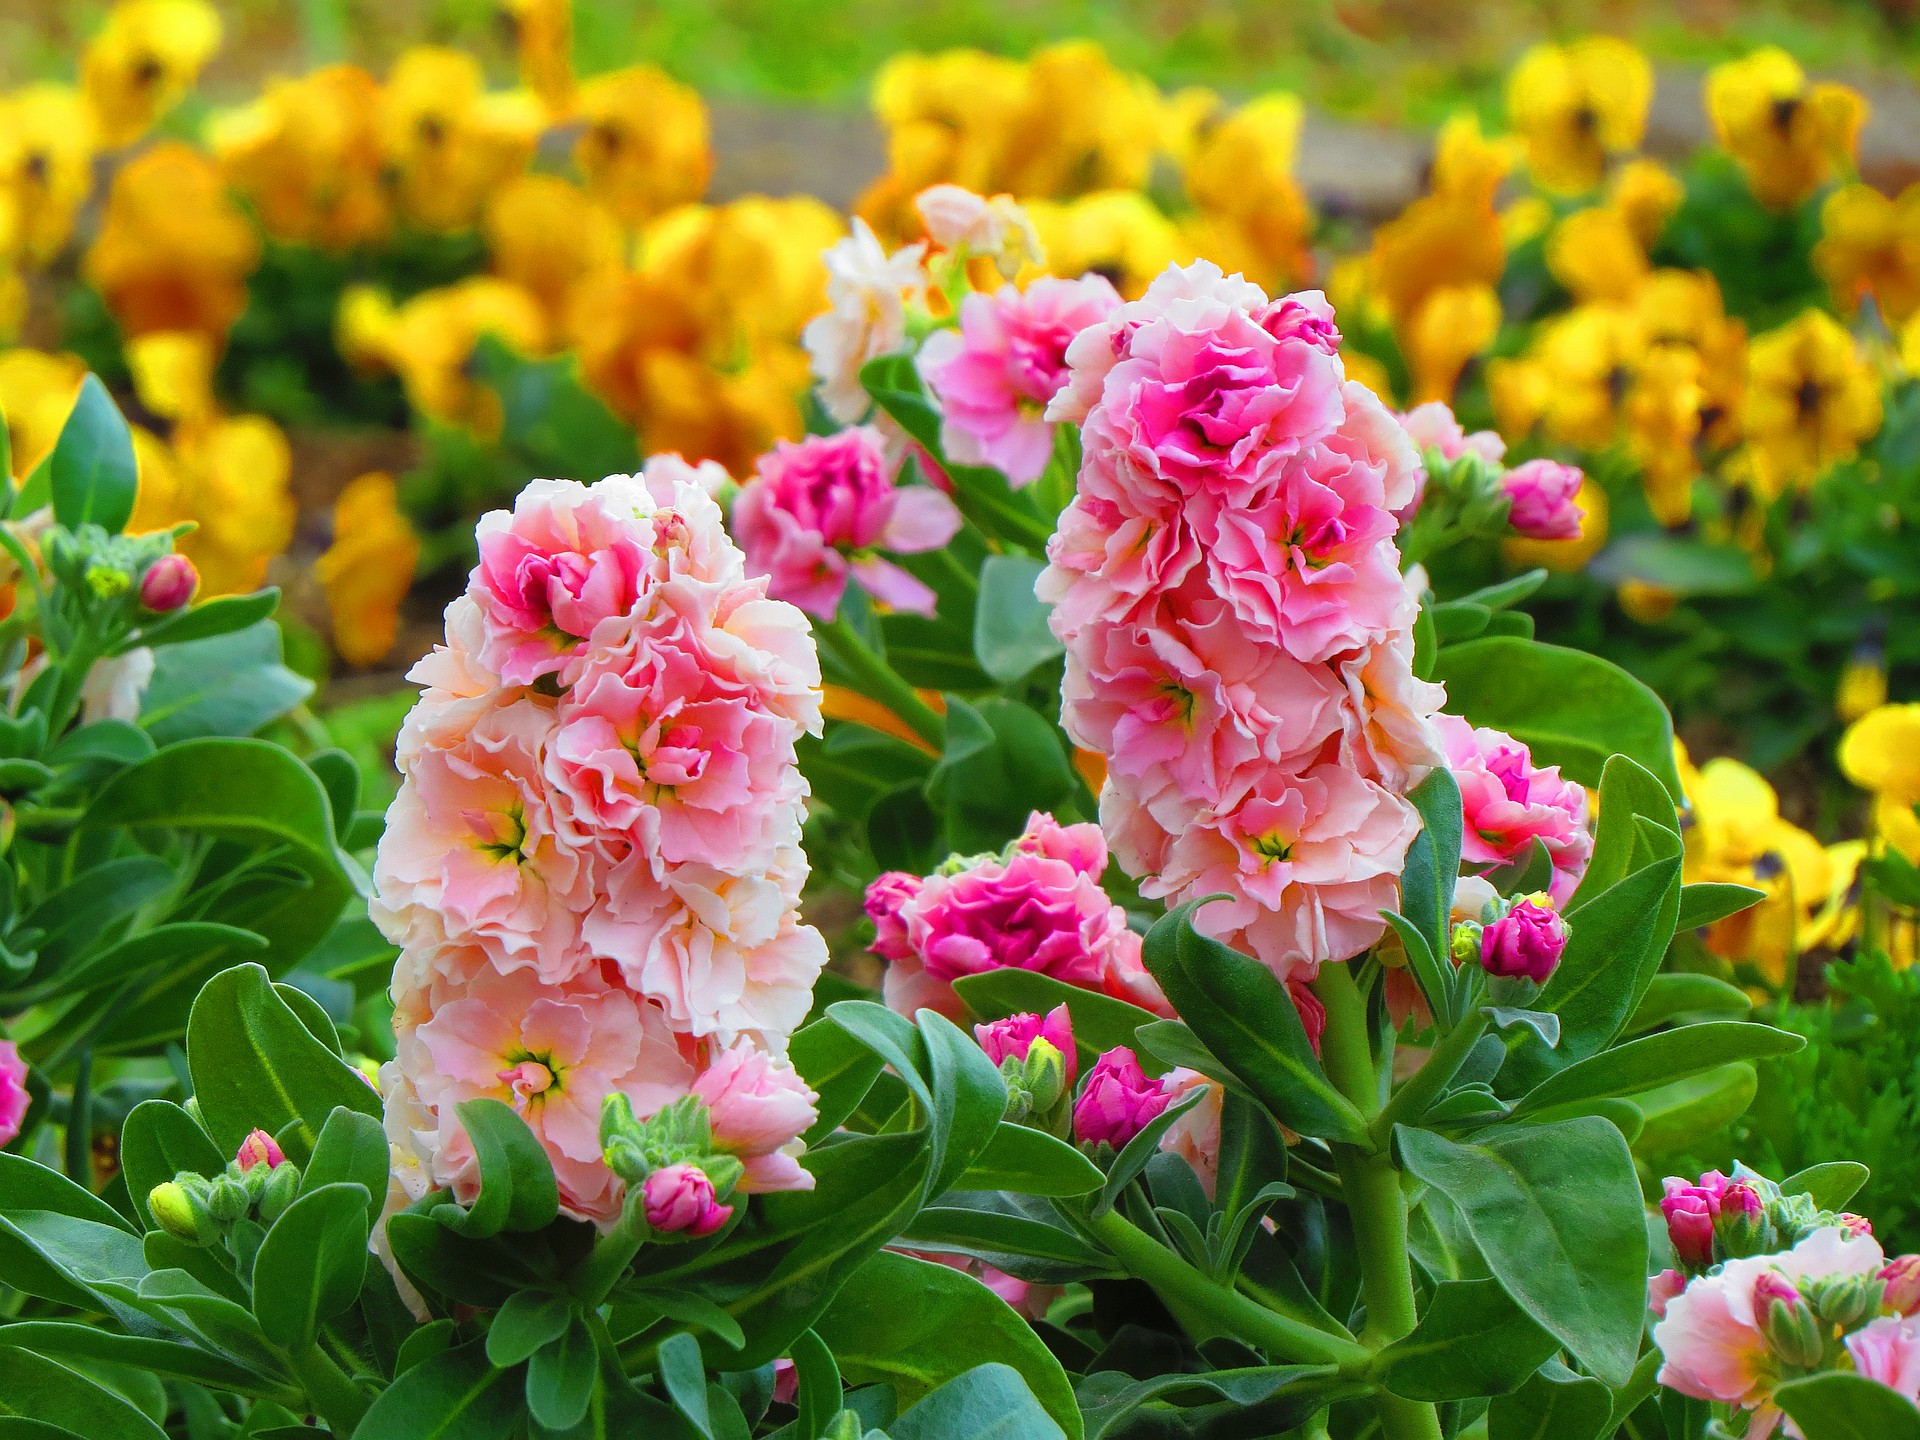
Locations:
1458;570;1548;612
918;1009;1016;1202
957;1122;1104;1197
127;590;282;653
1400;769;1463;957
1774;1372;1920;1440
659;1330;713;1437
118;1100;225;1230
903;1200;1112;1273
1142;901;1367;1144
1588;533;1756;597
251;1182;372;1348
350;1339;519;1440
139;620;315;745
486;1293;574;1368
48;375;137;534
951;970;1162;1071
1778;1161;1871;1211
1676;882;1767;930
1629;1063;1758;1157
185;964;380;1155
0;1323;273;1400
1429;638;1681;798
0;1348;165;1440
1374;1278;1560;1401
431;1098;559;1239
789;1327;842;1440
1096;1087;1207;1217
814;1251;1081;1439
1074;1365;1337;1440
889;1363;1067;1440
1486;1359;1614;1440
790;1017;886;1147
527;1316;597;1432
1395;1118;1647;1387
1626;973;1751;1035
973;555;1061;684
301;1107;391;1228
1508;1022;1804;1118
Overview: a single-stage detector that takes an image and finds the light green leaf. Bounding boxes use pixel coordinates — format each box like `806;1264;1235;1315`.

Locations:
250;1183;372;1348
48;376;137;535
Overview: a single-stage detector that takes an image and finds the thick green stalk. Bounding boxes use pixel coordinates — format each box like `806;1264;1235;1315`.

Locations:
1367;1010;1490;1150
1312;964;1444;1440
816;617;946;751
1079;1207;1371;1373
285;1338;371;1434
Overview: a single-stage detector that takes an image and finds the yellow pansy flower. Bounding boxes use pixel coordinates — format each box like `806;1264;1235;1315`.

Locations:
1546;206;1650;305
1026;190;1186;299
1506;36;1653;195
316;472;421;668
1402;283;1500;404
131;413;296;598
1633;270;1748;450
1840;703;1920;806
639;196;844;358
634;342;810;478
502;0;575;120
1705;48;1867;210
1617;577;1678;624
573;66;712;231
1180;93;1312;293
82;143;259;346
1741;308;1881;494
1814;183;1920;324
80;0;221;149
997;42;1166;199
871;49;1027;198
210;66;391;252
125;330;216;424
484;174;625;346
0;348;86;480
378;47;540;234
0;86;96;266
351;278;549;434
1608;158;1685;249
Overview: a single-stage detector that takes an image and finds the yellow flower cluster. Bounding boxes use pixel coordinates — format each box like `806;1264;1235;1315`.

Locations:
855;42;1314;298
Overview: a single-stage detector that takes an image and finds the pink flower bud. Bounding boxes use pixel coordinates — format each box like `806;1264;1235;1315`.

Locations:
864;870;924;963
1073;1046;1169;1149
1648;1267;1687;1319
0;1040;28;1149
235;1128;286;1172
1662;1171;1737;1270
1012;812;1108;877
1501;459;1585;541
1880;1255;1920;1314
1839;1212;1874;1240
139;553;199;612
1479;896;1568;984
975;1004;1078;1085
1754;1271;1802;1309
642;1164;733;1237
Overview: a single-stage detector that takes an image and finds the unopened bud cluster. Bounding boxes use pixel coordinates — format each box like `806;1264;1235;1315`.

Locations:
39;523;195;623
148;1129;299;1252
599;1094;740;1240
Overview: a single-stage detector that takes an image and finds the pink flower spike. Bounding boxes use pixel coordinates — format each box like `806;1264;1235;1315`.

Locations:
1439;715;1593;902
0;1041;30;1148
975;1004;1079;1086
1399;401;1506;466
1882;1255;1920;1314
1848;1315;1920;1403
691;1043;819;1194
642;1163;733;1237
235;1129;286;1172
1073;1046;1170;1148
1501;459;1586;541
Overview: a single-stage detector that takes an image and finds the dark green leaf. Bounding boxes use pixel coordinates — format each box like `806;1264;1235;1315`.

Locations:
1629;1063;1758;1157
888;1363;1067;1440
138;622;315;745
951;970;1161;1071
1625;974;1751;1035
659;1330;712;1437
789;1328;842;1440
1778;1161;1871;1212
1401;769;1463;958
1774;1372;1920;1440
1508;1023;1803;1118
48;376;137;534
527;1317;597;1432
351;1339;519;1440
1374;1278;1560;1401
974;555;1061;684
1676;883;1767;930
790;1018;886;1147
128;590;281;653
1486;1359;1613;1440
0;1348;164;1440
250;1182;371;1348
1568;755;1679;911
118;1100;224;1231
958;1122;1104;1197
431;1098;559;1238
301;1107;391;1228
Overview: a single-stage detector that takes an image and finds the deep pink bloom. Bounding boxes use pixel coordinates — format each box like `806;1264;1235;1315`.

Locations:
690;1043;819;1194
1661;1171;1740;1270
1480;896;1569;983
1438;714;1592;903
1009;813;1109;877
235;1129;286;1172
731;426;961;621
1502;459;1586;541
1073;1047;1169;1148
865;871;924;963
139;553;199;612
1399;402;1505;466
1847;1315;1920;1403
919;275;1122;487
0;1041;29;1147
642;1163;733;1237
975;1004;1078;1086
1882;1255;1920;1314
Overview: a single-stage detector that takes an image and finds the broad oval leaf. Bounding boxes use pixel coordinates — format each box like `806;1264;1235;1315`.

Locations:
1774;1372;1920;1440
48;375;138;535
251;1183;372;1348
1508;1022;1803;1118
1373;1278;1559;1401
350;1338;519;1440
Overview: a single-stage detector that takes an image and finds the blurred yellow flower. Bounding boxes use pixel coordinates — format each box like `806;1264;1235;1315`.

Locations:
575;270;704;427
574;66;712;230
1742;308;1881;494
1506;36;1653;195
871;49;1027;198
350;278;548;434
502;0;575;120
126;330;216;423
484;174;625;345
997;42;1166;199
1431;111;1522;208
1836;647;1889;723
640;196;844;357
132;413;296;597
1634;270;1748;450
1840;703;1920;862
1546;206;1650;305
81;0;221;149
1341;348;1395;406
1814;183;1920;324
1616;577;1678;624
83;142;259;345
1608;158;1685;249
1705;49;1867;210
1026;190;1185;299
635;342;809;478
1403;283;1499;404
0;348;85;480
316;472;420;667
0;86;96;265
210;66;391;251
1180;93;1312;292
378;47;540;233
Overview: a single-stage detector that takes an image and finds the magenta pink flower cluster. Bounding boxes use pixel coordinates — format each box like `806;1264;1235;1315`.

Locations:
1036;261;1447;987
1437;715;1592;903
866;811;1169;1020
1399;400;1586;541
0;1040;26;1149
374;464;825;1226
918;275;1123;488
732;426;961;622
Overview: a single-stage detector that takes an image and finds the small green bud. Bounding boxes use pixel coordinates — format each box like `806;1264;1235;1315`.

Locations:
85;564;132;601
149;1179;219;1247
1448;921;1483;964
1807;1273;1885;1332
205;1174;251;1225
257;1163;302;1224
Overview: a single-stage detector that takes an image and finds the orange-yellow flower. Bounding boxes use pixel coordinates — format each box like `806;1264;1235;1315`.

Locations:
378;47;540;233
996;42;1167;199
1633;269;1748;450
133;414;296;597
502;0;575;120
316;472;421;667
1814;183;1920;324
573;66;711;230
1026;190;1185;299
345;278;548;435
82;142;259;345
1705;49;1867;210
1506;36;1653;195
126;330;216;424
210;66;391;251
80;0;221;149
483;174;625;345
1608;158;1685;249
1741;308;1881;494
1179;93;1312;292
1546;206;1650;305
0;348;86;480
1840;703;1920;862
871;49;1027;198
640;196;844;359
1402;283;1499;404
0;86;97;265
633;343;810;478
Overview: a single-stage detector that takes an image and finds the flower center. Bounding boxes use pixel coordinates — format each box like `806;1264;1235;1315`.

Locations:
497;1056;557;1106
1249;830;1294;864
465;804;530;864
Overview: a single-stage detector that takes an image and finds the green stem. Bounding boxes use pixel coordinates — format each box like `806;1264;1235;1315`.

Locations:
571;1200;648;1311
64;1052;92;1188
1312;965;1444;1440
816;617;946;750
286;1338;371;1434
1368;1010;1490;1149
1079;1206;1370;1372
